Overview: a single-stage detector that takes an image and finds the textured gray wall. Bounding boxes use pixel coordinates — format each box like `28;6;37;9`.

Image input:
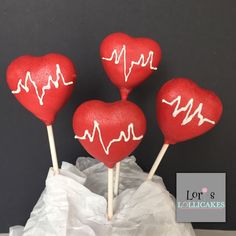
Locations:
0;0;235;232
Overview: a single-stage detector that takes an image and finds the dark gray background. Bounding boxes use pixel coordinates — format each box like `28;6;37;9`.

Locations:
0;0;235;232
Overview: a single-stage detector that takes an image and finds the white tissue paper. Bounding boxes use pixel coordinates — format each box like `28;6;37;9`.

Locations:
9;156;195;236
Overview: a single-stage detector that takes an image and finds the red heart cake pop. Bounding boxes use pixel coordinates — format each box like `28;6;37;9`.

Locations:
156;78;223;144
73;100;146;168
100;32;161;100
6;53;76;125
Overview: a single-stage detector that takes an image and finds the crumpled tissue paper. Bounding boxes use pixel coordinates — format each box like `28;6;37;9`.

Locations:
9;156;195;236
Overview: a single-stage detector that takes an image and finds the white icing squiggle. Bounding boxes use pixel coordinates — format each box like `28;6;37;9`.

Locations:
75;120;143;155
102;45;157;82
12;64;74;106
162;96;215;126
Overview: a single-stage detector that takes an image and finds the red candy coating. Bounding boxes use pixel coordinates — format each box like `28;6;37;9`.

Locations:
73;100;146;168
100;32;161;100
156;78;223;144
6;53;76;125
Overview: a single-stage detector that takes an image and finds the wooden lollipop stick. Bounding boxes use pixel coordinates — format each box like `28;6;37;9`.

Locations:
147;143;169;180
107;167;114;220
114;162;121;196
46;125;59;175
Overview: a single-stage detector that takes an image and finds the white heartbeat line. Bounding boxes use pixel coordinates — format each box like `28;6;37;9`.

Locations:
102;44;157;82
75;120;143;155
12;64;74;106
162;96;215;126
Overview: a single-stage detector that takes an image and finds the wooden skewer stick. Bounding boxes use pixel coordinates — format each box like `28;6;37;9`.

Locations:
147;143;169;180
46;125;59;175
114;162;121;196
107;167;114;220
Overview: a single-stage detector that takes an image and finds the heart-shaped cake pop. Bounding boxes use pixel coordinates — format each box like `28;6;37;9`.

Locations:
100;32;161;99
156;78;223;144
73;100;146;168
6;53;76;125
